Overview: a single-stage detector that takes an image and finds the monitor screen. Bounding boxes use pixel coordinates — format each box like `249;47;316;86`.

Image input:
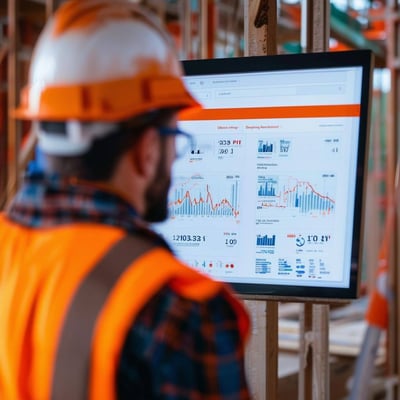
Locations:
154;50;373;301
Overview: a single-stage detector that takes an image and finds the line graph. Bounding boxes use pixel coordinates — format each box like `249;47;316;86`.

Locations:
168;174;240;218
257;174;335;216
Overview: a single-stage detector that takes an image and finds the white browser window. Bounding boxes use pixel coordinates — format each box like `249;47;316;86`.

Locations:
154;53;371;300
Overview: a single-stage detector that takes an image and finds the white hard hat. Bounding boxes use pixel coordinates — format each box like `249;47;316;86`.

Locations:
13;0;200;155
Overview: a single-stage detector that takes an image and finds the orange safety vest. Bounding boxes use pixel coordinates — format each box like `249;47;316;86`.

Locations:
0;215;250;400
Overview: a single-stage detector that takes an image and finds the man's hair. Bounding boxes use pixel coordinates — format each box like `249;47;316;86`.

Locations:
41;109;176;181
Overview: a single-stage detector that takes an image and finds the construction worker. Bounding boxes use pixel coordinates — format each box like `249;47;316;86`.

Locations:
0;1;251;399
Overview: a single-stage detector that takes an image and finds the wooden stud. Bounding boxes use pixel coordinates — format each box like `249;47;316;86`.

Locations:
312;304;330;400
243;300;278;400
45;0;55;18
299;1;331;399
244;0;277;56
199;0;208;59
6;0;20;206
243;2;278;399
301;0;330;53
299;303;313;400
385;2;400;397
0;22;8;210
0;41;8;65
244;300;266;400
181;0;192;59
266;301;279;398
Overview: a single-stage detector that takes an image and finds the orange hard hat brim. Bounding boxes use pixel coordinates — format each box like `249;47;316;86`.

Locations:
12;76;201;121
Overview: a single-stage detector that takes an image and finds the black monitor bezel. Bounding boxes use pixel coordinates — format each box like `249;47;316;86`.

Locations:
181;50;373;301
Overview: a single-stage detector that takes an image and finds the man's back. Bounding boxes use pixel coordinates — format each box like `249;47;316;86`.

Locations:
3;1;251;398
0;177;250;399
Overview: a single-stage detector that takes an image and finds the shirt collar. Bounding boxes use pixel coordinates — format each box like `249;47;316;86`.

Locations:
8;172;148;235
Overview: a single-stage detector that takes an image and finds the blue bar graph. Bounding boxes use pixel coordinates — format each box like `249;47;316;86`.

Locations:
280;139;291;153
256;234;276;246
257;176;335;215
258;140;274;153
258;177;278;196
292;187;334;214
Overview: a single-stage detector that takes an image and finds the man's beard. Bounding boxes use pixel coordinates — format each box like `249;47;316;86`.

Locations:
143;148;171;223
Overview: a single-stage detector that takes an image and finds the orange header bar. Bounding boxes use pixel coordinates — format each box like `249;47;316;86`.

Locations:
179;104;360;121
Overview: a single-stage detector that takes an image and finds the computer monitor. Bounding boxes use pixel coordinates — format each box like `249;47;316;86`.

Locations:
154;50;373;301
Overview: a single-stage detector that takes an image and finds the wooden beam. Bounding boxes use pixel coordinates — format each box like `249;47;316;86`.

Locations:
299;303;313;400
301;0;330;53
199;0;208;59
385;2;400;398
244;300;266;400
6;0;21;206
299;2;331;399
243;300;279;400
45;0;56;18
312;304;330;399
266;301;279;397
244;0;277;56
0;41;8;65
243;2;278;399
181;0;192;59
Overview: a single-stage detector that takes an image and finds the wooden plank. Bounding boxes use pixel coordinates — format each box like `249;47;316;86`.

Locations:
244;300;267;400
310;0;329;52
385;2;400;398
243;0;277;56
181;0;192;59
197;0;216;59
199;0;208;59
45;0;55;17
242;1;278;399
243;300;278;400
298;2;331;399
6;0;20;206
300;0;330;53
299;303;313;400
266;301;278;398
0;41;8;65
312;304;330;400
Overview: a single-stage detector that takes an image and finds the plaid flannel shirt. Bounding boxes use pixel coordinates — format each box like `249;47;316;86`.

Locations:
6;172;251;400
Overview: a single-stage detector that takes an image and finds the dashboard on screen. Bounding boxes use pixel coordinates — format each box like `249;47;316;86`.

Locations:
154;50;373;300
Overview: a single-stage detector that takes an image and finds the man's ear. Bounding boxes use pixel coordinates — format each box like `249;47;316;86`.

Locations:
129;127;160;178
